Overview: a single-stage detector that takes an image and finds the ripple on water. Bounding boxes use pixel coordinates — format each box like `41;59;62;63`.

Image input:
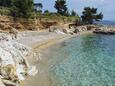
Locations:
48;34;115;86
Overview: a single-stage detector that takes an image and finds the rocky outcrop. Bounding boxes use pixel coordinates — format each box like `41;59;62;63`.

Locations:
49;25;96;35
27;24;39;31
0;33;37;86
13;23;25;30
93;26;115;35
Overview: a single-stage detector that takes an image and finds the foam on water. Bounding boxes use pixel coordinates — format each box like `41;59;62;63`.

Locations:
48;34;115;86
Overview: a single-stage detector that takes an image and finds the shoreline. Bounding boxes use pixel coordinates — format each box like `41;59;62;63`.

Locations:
32;31;93;53
21;30;93;86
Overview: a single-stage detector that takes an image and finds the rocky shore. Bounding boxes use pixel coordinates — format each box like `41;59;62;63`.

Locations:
0;24;115;86
93;25;115;35
0;33;38;86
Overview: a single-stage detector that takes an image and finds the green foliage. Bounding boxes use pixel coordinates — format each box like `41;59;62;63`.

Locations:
66;10;70;16
34;3;43;12
81;7;103;24
44;10;49;14
0;0;14;7
0;6;11;15
54;0;68;16
10;0;34;18
71;10;76;16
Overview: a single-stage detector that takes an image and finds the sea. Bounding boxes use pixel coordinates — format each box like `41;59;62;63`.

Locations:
45;21;115;86
47;33;115;86
95;20;115;26
24;20;115;86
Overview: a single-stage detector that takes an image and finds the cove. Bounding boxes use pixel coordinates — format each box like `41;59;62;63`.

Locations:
46;33;115;86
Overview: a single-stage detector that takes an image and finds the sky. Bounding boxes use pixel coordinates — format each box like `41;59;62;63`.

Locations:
34;0;115;20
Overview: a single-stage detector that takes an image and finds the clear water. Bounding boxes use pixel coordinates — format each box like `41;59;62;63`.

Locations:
47;34;115;86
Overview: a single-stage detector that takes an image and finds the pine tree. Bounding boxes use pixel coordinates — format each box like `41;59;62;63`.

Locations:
54;0;68;16
81;7;103;24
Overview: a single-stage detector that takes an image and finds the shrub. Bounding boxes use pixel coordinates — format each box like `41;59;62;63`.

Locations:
0;6;11;15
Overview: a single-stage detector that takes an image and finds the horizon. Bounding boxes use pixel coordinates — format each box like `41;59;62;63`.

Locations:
34;0;115;21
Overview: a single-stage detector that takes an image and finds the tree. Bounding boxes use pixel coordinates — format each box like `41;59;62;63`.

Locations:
0;0;13;7
44;10;49;14
11;0;34;18
54;0;68;16
71;10;76;16
81;7;103;24
34;3;43;12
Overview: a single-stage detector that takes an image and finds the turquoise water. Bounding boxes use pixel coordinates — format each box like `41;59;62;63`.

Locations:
47;34;115;86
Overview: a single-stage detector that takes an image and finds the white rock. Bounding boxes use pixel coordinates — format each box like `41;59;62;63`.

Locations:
0;32;37;83
28;66;38;76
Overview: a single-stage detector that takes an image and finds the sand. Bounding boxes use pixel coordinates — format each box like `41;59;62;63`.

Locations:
17;30;92;86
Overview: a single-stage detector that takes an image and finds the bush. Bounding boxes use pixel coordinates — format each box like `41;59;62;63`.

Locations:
0;6;11;15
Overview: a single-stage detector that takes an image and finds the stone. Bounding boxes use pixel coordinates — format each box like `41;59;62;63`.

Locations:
63;29;68;34
3;79;19;86
14;23;24;30
0;78;5;86
74;29;79;33
0;32;37;86
27;25;38;31
49;26;58;32
9;28;18;39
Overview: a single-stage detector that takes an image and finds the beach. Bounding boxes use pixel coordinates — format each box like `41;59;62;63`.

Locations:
17;30;92;86
1;24;115;86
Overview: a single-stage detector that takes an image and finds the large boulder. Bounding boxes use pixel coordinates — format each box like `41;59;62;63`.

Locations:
49;26;58;32
0;33;37;86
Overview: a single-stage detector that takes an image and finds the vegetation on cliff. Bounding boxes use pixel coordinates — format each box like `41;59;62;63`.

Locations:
81;7;103;24
0;0;79;20
0;0;103;31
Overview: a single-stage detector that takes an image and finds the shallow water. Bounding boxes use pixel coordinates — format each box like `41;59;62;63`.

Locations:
46;34;115;86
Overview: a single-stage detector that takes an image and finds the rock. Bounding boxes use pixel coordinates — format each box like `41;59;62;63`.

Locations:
0;32;37;86
27;25;38;31
28;66;38;76
49;28;53;32
86;25;93;30
0;23;5;29
14;23;24;30
0;78;5;86
54;29;65;34
3;79;19;86
49;26;58;32
9;28;18;39
63;29;68;34
0;33;12;41
74;29;79;33
69;32;74;35
4;25;12;30
0;23;12;30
